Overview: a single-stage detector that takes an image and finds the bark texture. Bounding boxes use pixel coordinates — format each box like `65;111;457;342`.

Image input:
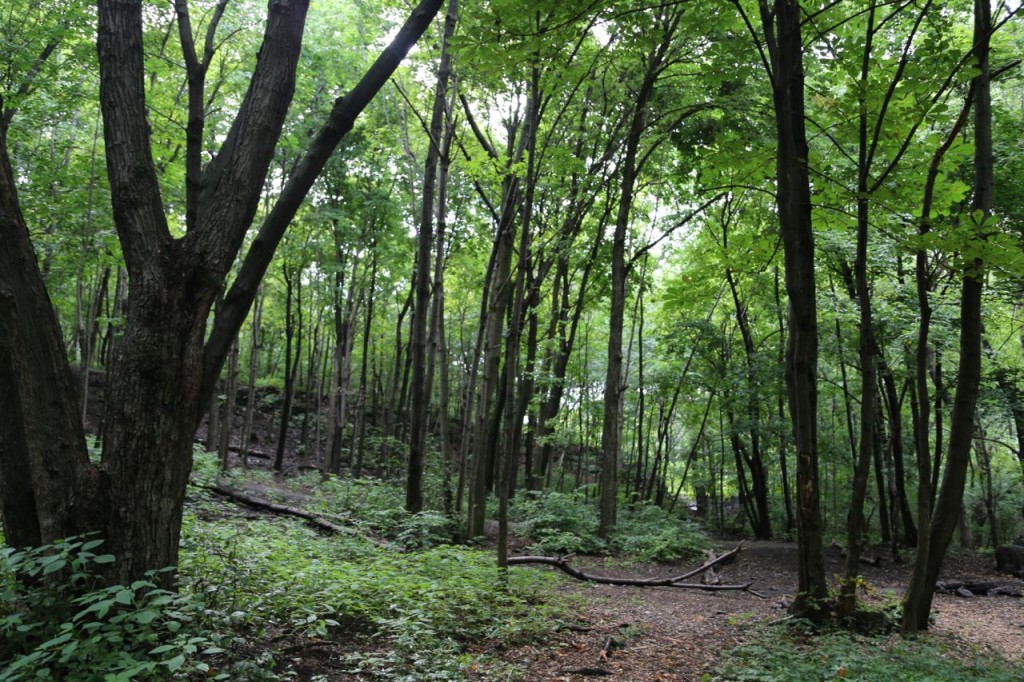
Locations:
0;0;443;585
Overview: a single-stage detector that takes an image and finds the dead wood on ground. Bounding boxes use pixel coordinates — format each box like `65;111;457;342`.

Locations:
204;483;351;535
508;543;761;595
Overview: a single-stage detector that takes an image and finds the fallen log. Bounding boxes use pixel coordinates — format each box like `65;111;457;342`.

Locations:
204;484;349;535
560;668;613;677
936;580;1024;598
507;543;759;595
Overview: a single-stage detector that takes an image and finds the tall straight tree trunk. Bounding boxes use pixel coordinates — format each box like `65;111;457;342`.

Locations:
464;97;526;537
773;267;796;533
275;263;302;471
840;4;879;614
407;0;457;512
599;5;684;537
903;0;992;632
758;0;828;615
239;291;264;469
725;260;771;540
354;247;377;478
219;336;240;471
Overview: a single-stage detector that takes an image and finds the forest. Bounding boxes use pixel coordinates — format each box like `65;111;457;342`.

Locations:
1;0;1023;679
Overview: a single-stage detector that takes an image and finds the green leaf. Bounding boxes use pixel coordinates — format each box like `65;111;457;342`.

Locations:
92;555;116;564
164;654;186;672
133;609;158;625
114;589;133;605
39;632;73;650
42;558;67;575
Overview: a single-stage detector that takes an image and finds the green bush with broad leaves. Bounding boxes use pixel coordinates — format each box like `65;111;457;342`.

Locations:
178;511;567;679
511;491;709;561
512;491;606;554
0;535;224;681
611;503;709;563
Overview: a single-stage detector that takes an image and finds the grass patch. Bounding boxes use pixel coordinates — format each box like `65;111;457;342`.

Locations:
708;622;1019;681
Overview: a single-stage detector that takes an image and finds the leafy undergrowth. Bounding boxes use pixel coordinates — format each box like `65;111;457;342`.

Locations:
0;454;572;681
708;621;1020;682
180;501;565;680
508;489;710;562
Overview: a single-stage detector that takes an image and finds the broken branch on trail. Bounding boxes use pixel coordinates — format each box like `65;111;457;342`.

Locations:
507;543;760;595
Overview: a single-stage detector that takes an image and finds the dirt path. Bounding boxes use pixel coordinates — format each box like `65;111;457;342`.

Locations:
203;483;1023;680
495;541;1024;681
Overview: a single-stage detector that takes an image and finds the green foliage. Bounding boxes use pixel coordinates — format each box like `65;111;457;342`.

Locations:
307;474;458;549
178;510;566;680
512;491;606;554
612;503;710;563
0;536;223;681
511;492;709;561
709;623;1019;681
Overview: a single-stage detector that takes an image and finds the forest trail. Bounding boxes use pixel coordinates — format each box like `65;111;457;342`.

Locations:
212;480;1024;681
497;541;1024;681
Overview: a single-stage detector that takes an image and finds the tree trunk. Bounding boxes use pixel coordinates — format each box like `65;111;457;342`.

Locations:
599;6;684;537
759;0;828;616
0;0;443;587
903;0;991;632
275;262;302;471
239;291;264;469
219;335;240;471
407;0;457;512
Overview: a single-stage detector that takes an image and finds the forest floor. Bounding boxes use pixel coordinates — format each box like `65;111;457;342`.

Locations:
493;539;1024;681
211;476;1024;682
77;376;1023;679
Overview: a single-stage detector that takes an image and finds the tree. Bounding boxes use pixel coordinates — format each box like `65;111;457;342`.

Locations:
598;0;690;539
752;0;829;615
0;0;444;584
407;0;458;513
903;0;994;633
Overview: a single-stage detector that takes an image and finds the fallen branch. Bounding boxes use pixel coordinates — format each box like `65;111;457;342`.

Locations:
936;580;1024;597
204;484;349;535
507;543;759;595
599;635;618;660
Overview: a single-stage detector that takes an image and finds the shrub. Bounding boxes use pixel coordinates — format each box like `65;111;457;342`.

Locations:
513;491;606;554
177;512;567;679
512;492;709;561
611;503;709;563
0;536;223;681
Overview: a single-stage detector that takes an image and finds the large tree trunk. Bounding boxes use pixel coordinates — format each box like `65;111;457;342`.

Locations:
0;0;443;586
0;125;98;550
759;0;828;616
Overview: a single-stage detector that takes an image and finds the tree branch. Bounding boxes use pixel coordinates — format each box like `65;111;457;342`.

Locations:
507;543;756;593
201;0;445;409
